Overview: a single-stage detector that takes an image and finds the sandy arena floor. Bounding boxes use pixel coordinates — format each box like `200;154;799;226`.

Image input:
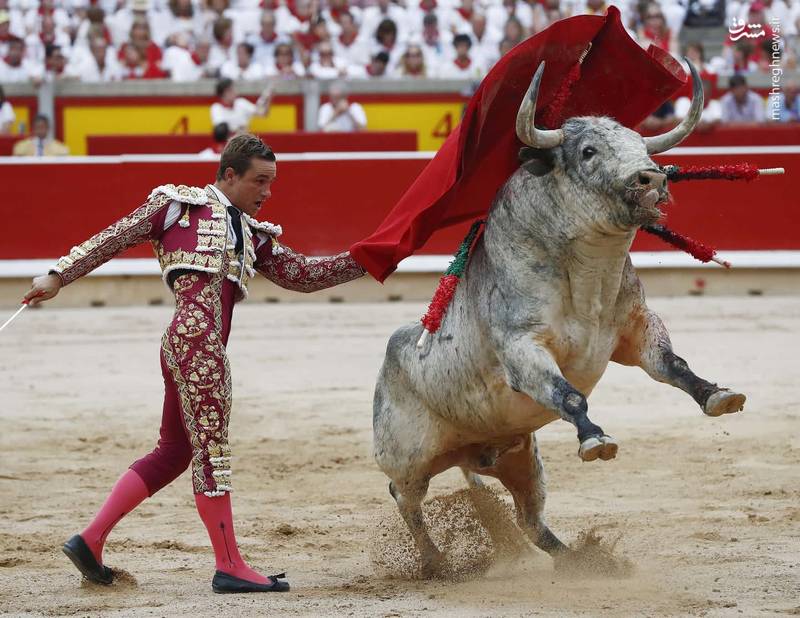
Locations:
0;297;798;617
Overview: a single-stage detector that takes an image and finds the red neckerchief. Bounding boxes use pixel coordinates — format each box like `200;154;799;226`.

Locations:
339;31;357;46
40;32;54;44
420;0;437;10
287;0;311;22
191;51;203;65
261;31;277;43
0;33;11;42
142;61;168;79
120;41;163;63
259;0;277;8
454;56;471;69
4;55;21;67
329;6;347;22
293;30;319;50
38;6;54;15
456;7;472;20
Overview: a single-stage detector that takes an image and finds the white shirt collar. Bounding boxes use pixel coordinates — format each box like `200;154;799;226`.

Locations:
207;183;238;211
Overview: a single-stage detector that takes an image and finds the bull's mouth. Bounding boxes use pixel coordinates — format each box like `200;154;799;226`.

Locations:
623;186;670;227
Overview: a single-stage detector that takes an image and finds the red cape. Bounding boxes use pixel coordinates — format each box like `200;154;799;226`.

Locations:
350;7;687;282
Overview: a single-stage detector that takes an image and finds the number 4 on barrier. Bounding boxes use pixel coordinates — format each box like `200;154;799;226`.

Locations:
170;116;189;135
432;113;453;139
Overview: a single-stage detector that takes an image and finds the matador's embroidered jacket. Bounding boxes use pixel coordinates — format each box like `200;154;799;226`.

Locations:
50;184;365;496
50;184;366;296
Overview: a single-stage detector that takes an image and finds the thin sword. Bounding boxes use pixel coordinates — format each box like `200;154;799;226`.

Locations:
0;303;28;334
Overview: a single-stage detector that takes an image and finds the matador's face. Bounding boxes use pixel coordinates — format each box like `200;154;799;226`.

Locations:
222;158;277;217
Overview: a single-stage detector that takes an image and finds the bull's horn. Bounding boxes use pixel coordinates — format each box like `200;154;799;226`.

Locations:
644;60;704;155
516;62;564;149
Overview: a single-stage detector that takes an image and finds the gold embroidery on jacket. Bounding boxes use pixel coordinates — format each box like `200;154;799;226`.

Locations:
52;193;173;285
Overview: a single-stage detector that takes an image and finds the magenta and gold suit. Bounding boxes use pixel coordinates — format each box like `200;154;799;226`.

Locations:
51;184;365;497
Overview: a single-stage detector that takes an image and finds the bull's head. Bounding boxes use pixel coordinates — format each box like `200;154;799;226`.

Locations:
515;61;703;230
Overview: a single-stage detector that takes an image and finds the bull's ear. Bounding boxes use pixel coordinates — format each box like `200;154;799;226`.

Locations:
519;147;554;176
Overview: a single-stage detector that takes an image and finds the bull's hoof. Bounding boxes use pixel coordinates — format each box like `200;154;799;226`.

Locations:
704;390;746;417
418;551;445;580
579;436;618;462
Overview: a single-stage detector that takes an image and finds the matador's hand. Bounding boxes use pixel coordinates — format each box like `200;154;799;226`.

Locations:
24;273;62;306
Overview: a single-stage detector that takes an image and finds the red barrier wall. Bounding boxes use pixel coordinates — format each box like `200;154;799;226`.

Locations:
86;131;418;155
0;150;795;262
639;123;800;146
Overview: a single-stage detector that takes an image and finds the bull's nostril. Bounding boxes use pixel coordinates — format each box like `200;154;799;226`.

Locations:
638;174;650;186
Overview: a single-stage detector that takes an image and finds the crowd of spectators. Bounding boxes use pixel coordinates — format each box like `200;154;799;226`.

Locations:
0;0;799;87
1;0;799;144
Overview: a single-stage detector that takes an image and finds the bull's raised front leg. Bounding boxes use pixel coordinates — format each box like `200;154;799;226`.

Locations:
496;333;617;461
613;308;746;417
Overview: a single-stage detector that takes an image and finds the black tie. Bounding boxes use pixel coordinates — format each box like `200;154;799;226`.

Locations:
227;206;243;254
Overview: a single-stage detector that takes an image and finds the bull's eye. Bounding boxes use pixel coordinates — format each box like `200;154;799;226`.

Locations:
582;146;597;160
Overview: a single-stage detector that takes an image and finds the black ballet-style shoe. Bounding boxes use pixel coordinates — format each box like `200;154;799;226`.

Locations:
211;570;290;593
62;534;114;585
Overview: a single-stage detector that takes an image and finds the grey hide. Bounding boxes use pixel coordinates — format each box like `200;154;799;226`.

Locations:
372;61;746;577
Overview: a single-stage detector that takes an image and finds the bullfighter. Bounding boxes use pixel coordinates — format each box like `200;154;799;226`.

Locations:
24;134;366;593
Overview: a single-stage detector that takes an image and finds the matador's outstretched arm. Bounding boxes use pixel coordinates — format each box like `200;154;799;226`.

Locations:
24;188;183;305
254;238;366;293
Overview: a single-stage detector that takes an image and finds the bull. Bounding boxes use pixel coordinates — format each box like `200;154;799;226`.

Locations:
372;61;746;576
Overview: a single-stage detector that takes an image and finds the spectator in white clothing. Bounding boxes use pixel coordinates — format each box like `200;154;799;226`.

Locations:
321;0;361;38
486;0;533;37
371;18;403;70
207;16;235;73
501;15;525;47
65;35;123;82
444;0;477;36
347;50;389;78
106;0;154;48
395;42;429;77
0;10;24;59
220;42;265;79
361;0;408;44
720;75;765;123
0;85;15;135
308;40;347;78
439;33;484;79
43;43;71;82
210;78;274;133
0;37;43;83
162;31;203;81
468;13;502;67
318;81;367;132
265;41;305;78
25;14;70;65
332;11;368;67
247;10;281;66
161;0;203;44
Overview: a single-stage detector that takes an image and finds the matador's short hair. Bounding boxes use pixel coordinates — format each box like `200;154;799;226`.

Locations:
216;133;276;180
